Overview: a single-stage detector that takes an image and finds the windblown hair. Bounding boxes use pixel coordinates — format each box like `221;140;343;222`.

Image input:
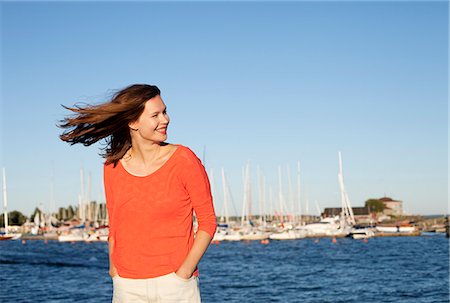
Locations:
59;84;161;166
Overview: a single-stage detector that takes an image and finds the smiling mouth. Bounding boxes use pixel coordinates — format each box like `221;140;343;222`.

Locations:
156;127;167;134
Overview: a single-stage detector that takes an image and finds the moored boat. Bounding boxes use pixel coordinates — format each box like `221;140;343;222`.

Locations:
348;227;375;239
1;168;22;241
241;229;270;241
376;225;416;233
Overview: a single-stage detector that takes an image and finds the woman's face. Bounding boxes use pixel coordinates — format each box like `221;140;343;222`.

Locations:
129;95;170;143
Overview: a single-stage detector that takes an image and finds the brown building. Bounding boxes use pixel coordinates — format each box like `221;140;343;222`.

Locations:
379;197;403;216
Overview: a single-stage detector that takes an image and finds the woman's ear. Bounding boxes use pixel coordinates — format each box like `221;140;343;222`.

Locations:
128;120;139;131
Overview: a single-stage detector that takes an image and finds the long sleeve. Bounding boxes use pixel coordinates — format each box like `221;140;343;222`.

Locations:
181;149;217;238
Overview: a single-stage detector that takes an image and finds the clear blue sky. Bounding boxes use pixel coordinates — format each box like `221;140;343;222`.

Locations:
1;1;448;217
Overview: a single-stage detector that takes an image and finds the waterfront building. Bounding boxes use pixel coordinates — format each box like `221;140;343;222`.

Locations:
379;197;403;216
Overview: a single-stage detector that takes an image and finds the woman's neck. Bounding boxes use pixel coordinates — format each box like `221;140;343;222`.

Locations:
127;141;163;165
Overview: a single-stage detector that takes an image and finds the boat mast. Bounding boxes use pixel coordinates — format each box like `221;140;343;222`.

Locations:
79;167;86;223
286;164;294;222
87;172;92;221
2;168;8;234
277;166;284;223
246;162;252;223
269;185;273;222
262;174;267;224
220;168;230;225
338;152;355;226
257;166;263;225
241;162;251;227
241;166;246;226
297;161;302;225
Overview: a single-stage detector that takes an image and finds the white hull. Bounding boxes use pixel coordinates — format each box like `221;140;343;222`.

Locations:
224;233;243;241
0;233;22;240
269;230;305;240
85;229;109;242
242;232;269;241
58;233;87;242
376;226;416;233
212;233;226;241
350;228;375;239
300;217;343;236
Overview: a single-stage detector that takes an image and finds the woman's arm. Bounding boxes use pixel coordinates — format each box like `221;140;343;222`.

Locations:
178;147;217;278
175;230;212;279
108;237;118;278
104;165;117;278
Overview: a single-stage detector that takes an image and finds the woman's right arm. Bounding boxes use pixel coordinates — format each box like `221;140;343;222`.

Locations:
104;164;117;278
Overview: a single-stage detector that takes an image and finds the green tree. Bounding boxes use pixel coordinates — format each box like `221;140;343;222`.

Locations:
365;199;385;213
0;210;28;226
9;211;27;225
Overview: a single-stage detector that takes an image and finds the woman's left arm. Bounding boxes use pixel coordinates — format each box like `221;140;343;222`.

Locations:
175;230;213;279
176;148;217;279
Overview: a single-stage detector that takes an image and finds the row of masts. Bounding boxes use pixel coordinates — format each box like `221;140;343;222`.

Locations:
209;152;355;227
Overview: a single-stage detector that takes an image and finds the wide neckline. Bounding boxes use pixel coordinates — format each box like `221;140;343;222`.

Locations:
118;144;181;178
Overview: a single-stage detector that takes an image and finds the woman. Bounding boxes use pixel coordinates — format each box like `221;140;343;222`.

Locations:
60;84;217;302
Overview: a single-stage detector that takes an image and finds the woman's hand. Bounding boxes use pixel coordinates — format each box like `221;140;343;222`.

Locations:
175;230;212;280
109;266;118;278
175;266;193;280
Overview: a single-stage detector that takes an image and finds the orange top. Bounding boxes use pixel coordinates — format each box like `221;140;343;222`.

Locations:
104;145;217;279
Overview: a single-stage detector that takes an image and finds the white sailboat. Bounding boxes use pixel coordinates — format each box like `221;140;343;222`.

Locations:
1;168;21;240
337;151;355;235
299;152;355;237
350;227;375;239
269;165;305;240
299;216;341;236
58;167;88;242
242;167;270;241
375;225;416;234
215;168;243;241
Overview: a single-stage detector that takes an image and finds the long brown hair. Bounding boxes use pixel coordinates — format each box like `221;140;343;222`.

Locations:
59;84;161;166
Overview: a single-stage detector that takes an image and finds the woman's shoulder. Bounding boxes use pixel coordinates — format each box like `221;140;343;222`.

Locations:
170;144;203;167
172;144;198;159
103;160;118;178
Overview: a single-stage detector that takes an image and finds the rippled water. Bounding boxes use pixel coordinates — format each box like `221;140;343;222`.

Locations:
0;235;448;302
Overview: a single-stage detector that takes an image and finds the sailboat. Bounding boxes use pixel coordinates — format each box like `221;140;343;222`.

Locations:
58;167;89;242
298;152;355;237
1;168;22;240
269;165;305;240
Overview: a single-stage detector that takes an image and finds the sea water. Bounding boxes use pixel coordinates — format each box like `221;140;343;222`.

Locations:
0;235;448;303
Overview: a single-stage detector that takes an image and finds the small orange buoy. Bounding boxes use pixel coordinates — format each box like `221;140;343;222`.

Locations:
332;237;337;244
363;238;368;243
261;239;269;245
22;240;26;245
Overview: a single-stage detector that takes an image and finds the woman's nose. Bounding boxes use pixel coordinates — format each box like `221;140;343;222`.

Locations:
160;114;169;123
